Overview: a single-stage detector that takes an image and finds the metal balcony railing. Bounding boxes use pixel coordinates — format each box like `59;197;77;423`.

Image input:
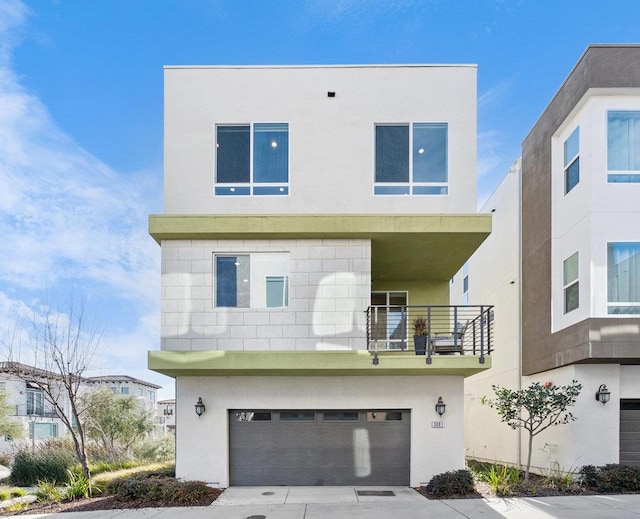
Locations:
366;305;494;365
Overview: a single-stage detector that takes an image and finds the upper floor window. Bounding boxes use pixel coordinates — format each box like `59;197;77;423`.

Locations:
215;253;289;308
374;123;448;195
215;123;289;195
26;388;44;416
121;386;129;395
608;111;640;183
608;242;640;314
563;252;579;314
564;127;579;194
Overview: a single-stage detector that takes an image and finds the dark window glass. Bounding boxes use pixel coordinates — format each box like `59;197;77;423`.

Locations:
234;411;272;422
565;158;580;194
215;255;250;308
375;125;409;183
216;126;250;183
564;282;579;313
254;123;289;183
367;411;403;421
413;123;447;182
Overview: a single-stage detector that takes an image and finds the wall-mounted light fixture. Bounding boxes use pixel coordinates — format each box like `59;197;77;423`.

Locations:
194;397;206;417
595;384;611;405
435;396;446;416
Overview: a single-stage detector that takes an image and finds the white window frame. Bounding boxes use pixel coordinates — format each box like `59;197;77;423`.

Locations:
607;242;640;314
564;127;579;194
607;110;640;183
214;122;290;196
373;122;449;196
563;252;579;314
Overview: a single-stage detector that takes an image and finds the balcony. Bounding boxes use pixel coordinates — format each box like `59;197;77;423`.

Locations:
366;305;494;365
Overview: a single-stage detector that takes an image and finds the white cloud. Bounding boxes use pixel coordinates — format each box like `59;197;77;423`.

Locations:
0;2;165;391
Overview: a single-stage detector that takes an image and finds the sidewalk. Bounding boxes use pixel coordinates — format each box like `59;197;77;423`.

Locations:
12;487;640;519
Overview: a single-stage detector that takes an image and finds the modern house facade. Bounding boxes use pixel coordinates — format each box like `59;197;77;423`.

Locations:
148;64;494;486
461;45;640;472
85;375;160;412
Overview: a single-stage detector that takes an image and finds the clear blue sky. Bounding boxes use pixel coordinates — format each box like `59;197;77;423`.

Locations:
1;0;639;397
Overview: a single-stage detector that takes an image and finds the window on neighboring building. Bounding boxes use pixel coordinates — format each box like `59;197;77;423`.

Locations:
138;388;143;396
29;422;58;440
26;388;44;416
462;262;469;305
564;127;580;193
214;253;289;308
121;386;129;395
374;123;448;195
147;390;155;402
215;123;289;195
563;252;579;314
109;386;116;393
608;111;640;183
608;242;640;314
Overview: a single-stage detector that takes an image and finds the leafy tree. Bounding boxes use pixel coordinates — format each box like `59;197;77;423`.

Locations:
481;380;582;480
81;388;155;454
2;298;101;481
0;390;23;441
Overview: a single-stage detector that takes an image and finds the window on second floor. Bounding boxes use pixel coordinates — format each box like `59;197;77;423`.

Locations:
608;242;640;314
215;123;289;196
608;111;640;183
26;388;44;416
121;386;129;395
215;253;289;309
374;123;448;195
564;127;580;194
563;252;579;314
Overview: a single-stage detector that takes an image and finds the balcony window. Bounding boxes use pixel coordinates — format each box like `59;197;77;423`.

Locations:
26;388;44;416
375;123;448;195
608;111;640;183
563;252;579;313
608;242;640;314
215;123;289;195
564;127;580;193
215;253;289;308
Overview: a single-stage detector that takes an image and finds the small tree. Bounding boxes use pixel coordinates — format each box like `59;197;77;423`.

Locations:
81;388;155;455
482;380;582;480
0;390;24;441
2;298;101;481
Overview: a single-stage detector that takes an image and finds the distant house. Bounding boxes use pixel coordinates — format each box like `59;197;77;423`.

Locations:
156;399;175;434
460;44;640;472
84;375;160;412
148;63;495;486
0;362;163;452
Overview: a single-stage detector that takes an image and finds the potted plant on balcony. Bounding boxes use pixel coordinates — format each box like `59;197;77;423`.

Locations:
413;316;427;355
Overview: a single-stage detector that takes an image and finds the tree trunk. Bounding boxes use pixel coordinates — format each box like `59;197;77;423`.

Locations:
525;431;533;481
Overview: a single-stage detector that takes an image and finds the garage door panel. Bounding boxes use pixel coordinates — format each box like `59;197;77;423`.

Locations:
230;409;410;486
621;400;640;467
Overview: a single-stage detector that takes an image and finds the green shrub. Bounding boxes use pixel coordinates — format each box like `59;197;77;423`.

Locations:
482;464;521;495
10;449;76;486
106;476;215;505
35;480;63;504
580;464;640;493
425;469;475;497
132;435;175;463
64;470;94;500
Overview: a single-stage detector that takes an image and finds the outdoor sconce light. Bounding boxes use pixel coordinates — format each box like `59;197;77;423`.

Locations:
595;384;611;405
435;396;446;416
194;397;206;417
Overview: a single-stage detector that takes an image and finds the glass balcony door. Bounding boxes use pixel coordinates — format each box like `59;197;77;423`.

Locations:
371;291;408;350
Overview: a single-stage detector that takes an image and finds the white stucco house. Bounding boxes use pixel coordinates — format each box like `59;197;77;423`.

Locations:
148;64;494;486
459;45;640;473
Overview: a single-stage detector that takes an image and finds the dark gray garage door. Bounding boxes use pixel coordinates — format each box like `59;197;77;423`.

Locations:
229;410;410;486
621;400;640;466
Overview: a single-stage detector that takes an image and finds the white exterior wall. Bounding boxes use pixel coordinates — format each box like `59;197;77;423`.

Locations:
176;375;464;487
458;162;522;465
164;65;477;215
552;90;640;332
161;238;371;351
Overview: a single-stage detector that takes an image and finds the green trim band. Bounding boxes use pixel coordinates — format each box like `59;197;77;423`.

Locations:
148;350;491;378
